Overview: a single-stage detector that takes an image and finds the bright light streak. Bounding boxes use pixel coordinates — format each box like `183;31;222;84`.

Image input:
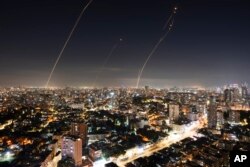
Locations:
163;14;173;30
136;6;178;88
163;6;177;30
45;0;94;88
136;30;171;88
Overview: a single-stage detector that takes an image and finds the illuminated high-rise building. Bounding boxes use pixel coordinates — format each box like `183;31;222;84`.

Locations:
224;88;241;102
169;103;179;123
0;97;3;112
217;110;224;129
145;85;149;95
228;110;240;124
207;96;217;129
241;84;248;99
224;89;233;103
62;136;82;166
232;88;241;102
71;122;88;146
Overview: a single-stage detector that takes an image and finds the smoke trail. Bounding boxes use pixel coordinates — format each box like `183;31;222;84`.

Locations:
45;0;94;88
92;38;123;88
136;6;177;88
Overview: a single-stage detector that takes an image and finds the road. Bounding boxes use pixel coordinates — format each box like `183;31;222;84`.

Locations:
114;116;206;167
0;119;12;130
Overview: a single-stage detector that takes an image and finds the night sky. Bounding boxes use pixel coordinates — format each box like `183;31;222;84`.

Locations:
0;0;250;88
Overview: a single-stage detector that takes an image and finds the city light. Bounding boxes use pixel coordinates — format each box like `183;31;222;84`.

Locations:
0;0;249;166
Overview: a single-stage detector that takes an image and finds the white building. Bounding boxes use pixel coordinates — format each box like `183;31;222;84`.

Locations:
62;136;82;166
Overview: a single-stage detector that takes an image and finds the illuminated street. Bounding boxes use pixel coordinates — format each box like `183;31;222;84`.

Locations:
113;116;206;167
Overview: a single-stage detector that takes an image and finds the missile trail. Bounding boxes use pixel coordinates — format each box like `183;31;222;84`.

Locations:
162;6;177;30
136;6;178;88
92;39;123;88
162;13;173;30
136;29;171;88
45;0;94;88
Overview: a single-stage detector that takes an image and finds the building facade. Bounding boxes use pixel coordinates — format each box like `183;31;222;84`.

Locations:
62;136;82;166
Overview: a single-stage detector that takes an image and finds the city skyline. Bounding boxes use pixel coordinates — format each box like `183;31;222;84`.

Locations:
1;1;250;165
1;0;250;88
